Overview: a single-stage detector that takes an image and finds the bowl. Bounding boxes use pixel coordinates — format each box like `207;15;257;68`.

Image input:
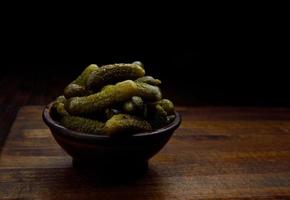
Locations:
42;103;181;170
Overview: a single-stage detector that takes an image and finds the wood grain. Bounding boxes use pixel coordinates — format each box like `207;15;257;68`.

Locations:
0;106;290;199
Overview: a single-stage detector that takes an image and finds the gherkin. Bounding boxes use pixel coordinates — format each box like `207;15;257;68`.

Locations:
147;99;174;115
132;61;144;69
136;82;162;101
55;95;66;104
104;114;152;136
149;105;169;129
135;76;161;86
147;99;175;129
54;103;69;117
51;96;69;119
65;80;161;116
155;99;175;115
122;96;144;115
64;84;90;98
64;64;99;98
87;63;145;91
61;116;104;134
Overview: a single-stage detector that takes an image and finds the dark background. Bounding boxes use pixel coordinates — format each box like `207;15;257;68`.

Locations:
1;14;289;107
1;48;289;107
1;2;288;106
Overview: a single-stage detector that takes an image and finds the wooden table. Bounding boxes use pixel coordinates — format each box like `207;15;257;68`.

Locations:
0;106;290;199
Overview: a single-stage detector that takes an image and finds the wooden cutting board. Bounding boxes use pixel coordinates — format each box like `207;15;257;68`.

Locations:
1;106;290;199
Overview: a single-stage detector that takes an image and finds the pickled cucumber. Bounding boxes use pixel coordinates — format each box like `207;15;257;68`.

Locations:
135;76;161;86
147;99;175;128
52;96;69;119
64;84;90;98
64;64;99;98
87;63;145;91
122;96;144;115
54;102;69;117
61;116;104;134
155;99;174;115
65;80;161;116
55;95;66;104
149;105;168;129
65;80;137;115
136;82;162;101
104;114;152;136
132;61;144;69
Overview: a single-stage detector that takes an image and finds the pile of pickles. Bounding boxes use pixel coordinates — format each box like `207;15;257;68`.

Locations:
52;62;175;136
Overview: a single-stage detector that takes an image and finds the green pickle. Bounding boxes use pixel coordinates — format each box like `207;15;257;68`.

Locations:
65;80;138;115
104;114;152;136
136;82;162;101
64;64;99;98
147;99;175;129
149;105;168;129
155;99;174;115
54;103;69;117
122;96;144;115
55;95;66;104
61;116;104;134
65;80;161;116
87;63;145;91
132;61;144;69
135;76;161;86
64;84;89;98
52;96;69;119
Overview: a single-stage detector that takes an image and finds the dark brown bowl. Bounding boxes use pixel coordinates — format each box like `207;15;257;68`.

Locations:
42;103;181;170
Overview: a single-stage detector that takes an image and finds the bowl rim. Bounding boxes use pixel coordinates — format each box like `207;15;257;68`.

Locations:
43;102;181;141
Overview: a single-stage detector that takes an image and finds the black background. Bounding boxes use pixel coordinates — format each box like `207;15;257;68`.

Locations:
2;48;288;106
1;17;289;106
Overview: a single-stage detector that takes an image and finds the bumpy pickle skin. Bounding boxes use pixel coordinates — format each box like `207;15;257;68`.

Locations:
132;61;144;69
64;84;90;98
86;63;145;91
64;64;99;98
135;82;162;101
104;114;152;136
55;95;66;104
54;103;69;117
122;96;144;115
147;99;175;115
65;80;162;116
72;64;99;86
52;96;69;119
149;105;169;129
61;116;104;134
123;101;134;113
155;99;174;115
65;80;138;115
146;99;175;129
135;76;161;86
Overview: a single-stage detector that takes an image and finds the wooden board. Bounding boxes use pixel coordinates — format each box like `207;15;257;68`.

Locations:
1;106;290;199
